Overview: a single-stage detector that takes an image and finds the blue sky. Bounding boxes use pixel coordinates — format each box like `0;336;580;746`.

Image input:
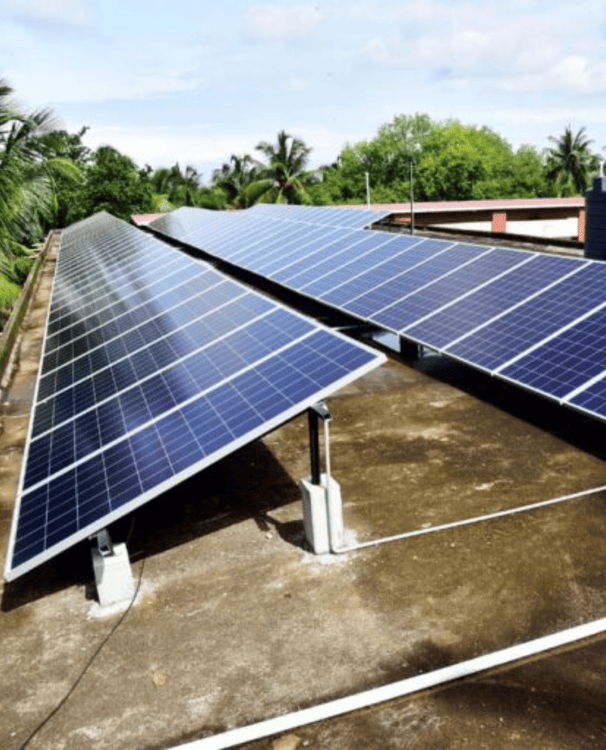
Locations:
1;0;605;181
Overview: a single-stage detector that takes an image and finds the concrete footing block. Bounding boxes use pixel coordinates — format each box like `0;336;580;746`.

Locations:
92;542;135;608
300;473;343;554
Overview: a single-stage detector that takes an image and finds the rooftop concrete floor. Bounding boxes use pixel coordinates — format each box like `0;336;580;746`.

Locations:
3;240;606;749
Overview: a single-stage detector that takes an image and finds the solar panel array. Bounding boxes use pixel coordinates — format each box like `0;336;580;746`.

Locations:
5;212;385;580
150;205;606;426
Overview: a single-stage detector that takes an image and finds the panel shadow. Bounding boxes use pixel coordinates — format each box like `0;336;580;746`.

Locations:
2;439;301;611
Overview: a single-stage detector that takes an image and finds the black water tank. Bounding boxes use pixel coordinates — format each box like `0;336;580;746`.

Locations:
585;175;606;260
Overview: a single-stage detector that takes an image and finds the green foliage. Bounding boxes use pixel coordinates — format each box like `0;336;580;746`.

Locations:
79;146;153;221
253;131;318;205
313;114;551;205
545;126;597;196
0;76;76;322
0;83;56;253
0;271;21;329
212;154;261;208
311;113;436;204
510;145;548;197
33;128;89;227
416;121;516;200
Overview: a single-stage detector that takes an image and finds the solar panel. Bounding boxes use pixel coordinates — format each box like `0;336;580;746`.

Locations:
297;234;414;298
497;305;606;400
444;262;601;372
270;231;380;285
567;376;606;419
285;232;400;291
402;254;581;350
147;205;606;429
358;243;486;327
249;227;349;276
248;203;391;228
5;212;385;581
370;248;529;332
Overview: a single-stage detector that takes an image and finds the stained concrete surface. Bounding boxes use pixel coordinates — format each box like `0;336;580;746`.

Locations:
3;239;606;749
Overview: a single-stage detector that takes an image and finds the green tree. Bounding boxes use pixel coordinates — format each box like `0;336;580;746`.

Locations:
510;144;548;197
416;121;521;201
147;162;209;209
33;127;91;227
311;113;437;204
212;154;260;208
80;145;153;221
0;79;56;255
0;78;82;323
253;130;317;204
545;126;597;196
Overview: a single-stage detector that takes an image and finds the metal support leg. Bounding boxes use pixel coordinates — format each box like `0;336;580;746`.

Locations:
302;403;344;553
308;409;321;485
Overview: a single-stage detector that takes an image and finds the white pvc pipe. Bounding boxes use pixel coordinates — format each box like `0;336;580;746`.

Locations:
172;615;606;750
323;417;343;552
335;484;606;553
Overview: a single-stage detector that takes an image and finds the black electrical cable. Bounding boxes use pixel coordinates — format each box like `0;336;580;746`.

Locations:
18;537;145;750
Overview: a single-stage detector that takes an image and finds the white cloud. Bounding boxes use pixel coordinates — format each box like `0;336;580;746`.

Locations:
2;0;90;25
364;33;403;65
12;64;198;104
245;4;322;38
288;77;309;92
0;25;206;104
500;55;606;95
78;125;268;172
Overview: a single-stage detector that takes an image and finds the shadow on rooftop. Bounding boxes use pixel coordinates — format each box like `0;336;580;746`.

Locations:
2;439;301;612
406;350;606;464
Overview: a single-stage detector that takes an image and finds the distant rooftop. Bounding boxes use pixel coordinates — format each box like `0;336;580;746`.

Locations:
130;212;164;226
348;197;585;213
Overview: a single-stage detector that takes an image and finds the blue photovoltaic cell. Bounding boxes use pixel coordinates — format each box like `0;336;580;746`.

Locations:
568;377;606;419
288;232;397;291
358;243;484;329
5;212;385;581
268;230;362;283
316;237;440;309
402;254;581;350
255;228;349;277
296;234;410;297
228;224;323;267
498;306;606;400
445;262;604;371
370;248;527;332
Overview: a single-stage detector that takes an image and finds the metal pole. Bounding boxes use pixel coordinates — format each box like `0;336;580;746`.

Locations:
409;159;415;235
365;171;371;208
307;409;321;485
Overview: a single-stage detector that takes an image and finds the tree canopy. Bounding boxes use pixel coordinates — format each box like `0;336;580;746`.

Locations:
0;77;83;321
310;114;555;204
253;130;318;205
545;126;597;197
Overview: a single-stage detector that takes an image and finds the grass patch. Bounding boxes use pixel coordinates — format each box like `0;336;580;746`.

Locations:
0;272;22;330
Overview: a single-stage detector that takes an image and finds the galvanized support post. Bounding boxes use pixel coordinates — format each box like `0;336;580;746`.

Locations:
302;403;343;553
308;408;321;485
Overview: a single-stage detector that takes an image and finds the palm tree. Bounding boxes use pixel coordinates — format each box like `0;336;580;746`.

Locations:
212;154;262;208
0;78;81;325
253;130;317;204
149;163;214;209
545;126;597;196
0;79;82;250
